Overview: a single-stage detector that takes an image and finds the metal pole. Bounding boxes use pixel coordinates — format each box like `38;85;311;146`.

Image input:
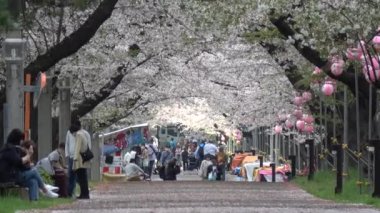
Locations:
3;39;25;140
354;67;362;194
307;139;315;180
368;85;373;192
319;84;324;171
270;134;274;162
270;163;276;182
258;155;263;167
343;86;348;177
333;144;343;194
333;93;336;140
297;136;301;171
289;155;296;178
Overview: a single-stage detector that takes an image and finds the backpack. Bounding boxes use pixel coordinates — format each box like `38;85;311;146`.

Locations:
198;143;205;159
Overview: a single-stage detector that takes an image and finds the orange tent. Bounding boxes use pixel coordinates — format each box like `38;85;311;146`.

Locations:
230;153;251;170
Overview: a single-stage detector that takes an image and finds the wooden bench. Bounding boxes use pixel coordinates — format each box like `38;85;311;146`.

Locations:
0;182;28;199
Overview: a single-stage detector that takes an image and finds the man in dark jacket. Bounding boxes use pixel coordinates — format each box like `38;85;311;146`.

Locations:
164;158;180;181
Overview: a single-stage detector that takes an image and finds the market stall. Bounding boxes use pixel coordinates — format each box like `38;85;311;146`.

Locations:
99;123;150;181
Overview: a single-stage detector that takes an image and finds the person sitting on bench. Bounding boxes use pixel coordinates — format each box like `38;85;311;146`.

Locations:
37;142;67;197
0;129;58;201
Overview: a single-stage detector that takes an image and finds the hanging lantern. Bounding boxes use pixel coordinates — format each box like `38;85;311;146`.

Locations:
321;81;335;96
313;67;322;75
304;124;314;133
346;48;363;61
278;112;287;121
302;91;312;102
362;65;380;83
235;130;242;141
296;120;305;131
293;96;304;106
274;125;282;134
357;40;368;55
285;119;293;129
330;58;345;76
303;114;314;124
286;114;292;119
293;108;303;119
373;36;380;52
370;57;380;70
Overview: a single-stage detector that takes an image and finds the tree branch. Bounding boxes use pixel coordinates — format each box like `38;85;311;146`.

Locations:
268;11;371;98
71;55;154;120
24;0;119;76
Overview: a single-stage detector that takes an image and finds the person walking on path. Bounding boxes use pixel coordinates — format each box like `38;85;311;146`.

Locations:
181;148;189;171
195;140;205;169
169;138;177;155
141;144;149;176
72;121;91;199
203;140;218;160
65;124;77;198
146;140;158;179
216;146;228;181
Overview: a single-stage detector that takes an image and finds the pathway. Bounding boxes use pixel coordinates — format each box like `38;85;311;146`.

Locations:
20;171;380;213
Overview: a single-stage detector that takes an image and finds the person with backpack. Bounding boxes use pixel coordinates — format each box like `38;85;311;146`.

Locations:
195;141;205;169
145;139;159;179
164;158;181;181
158;144;173;180
169;138;177;155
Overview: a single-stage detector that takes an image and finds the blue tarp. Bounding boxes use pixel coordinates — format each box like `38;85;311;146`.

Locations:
102;144;119;155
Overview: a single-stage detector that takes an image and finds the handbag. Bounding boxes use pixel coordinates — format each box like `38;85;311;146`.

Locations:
80;146;94;162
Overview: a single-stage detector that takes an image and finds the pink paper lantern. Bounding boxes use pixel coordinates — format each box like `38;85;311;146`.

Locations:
313;67;322;75
235;130;242;140
330;59;344;76
296;120;305;131
370;57;380;70
362;65;380;83
357;40;367;54
303;114;314;124
285;119;293;128
321;82;335;96
346;48;363;61
373;36;380;44
286;114;292;119
304;124;314;133
278;113;287;122
293;108;303;119
302;91;312;102
293;96;304;106
274;125;282;134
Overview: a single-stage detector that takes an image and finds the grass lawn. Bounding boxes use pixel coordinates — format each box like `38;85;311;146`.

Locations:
0;181;99;213
0;196;72;213
293;169;380;208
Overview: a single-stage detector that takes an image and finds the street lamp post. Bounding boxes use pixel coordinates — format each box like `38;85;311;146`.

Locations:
3;38;26;142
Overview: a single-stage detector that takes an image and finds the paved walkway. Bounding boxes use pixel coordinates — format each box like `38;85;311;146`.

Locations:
20;171;380;213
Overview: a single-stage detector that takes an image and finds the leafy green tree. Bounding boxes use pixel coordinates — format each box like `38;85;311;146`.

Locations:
0;0;10;27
